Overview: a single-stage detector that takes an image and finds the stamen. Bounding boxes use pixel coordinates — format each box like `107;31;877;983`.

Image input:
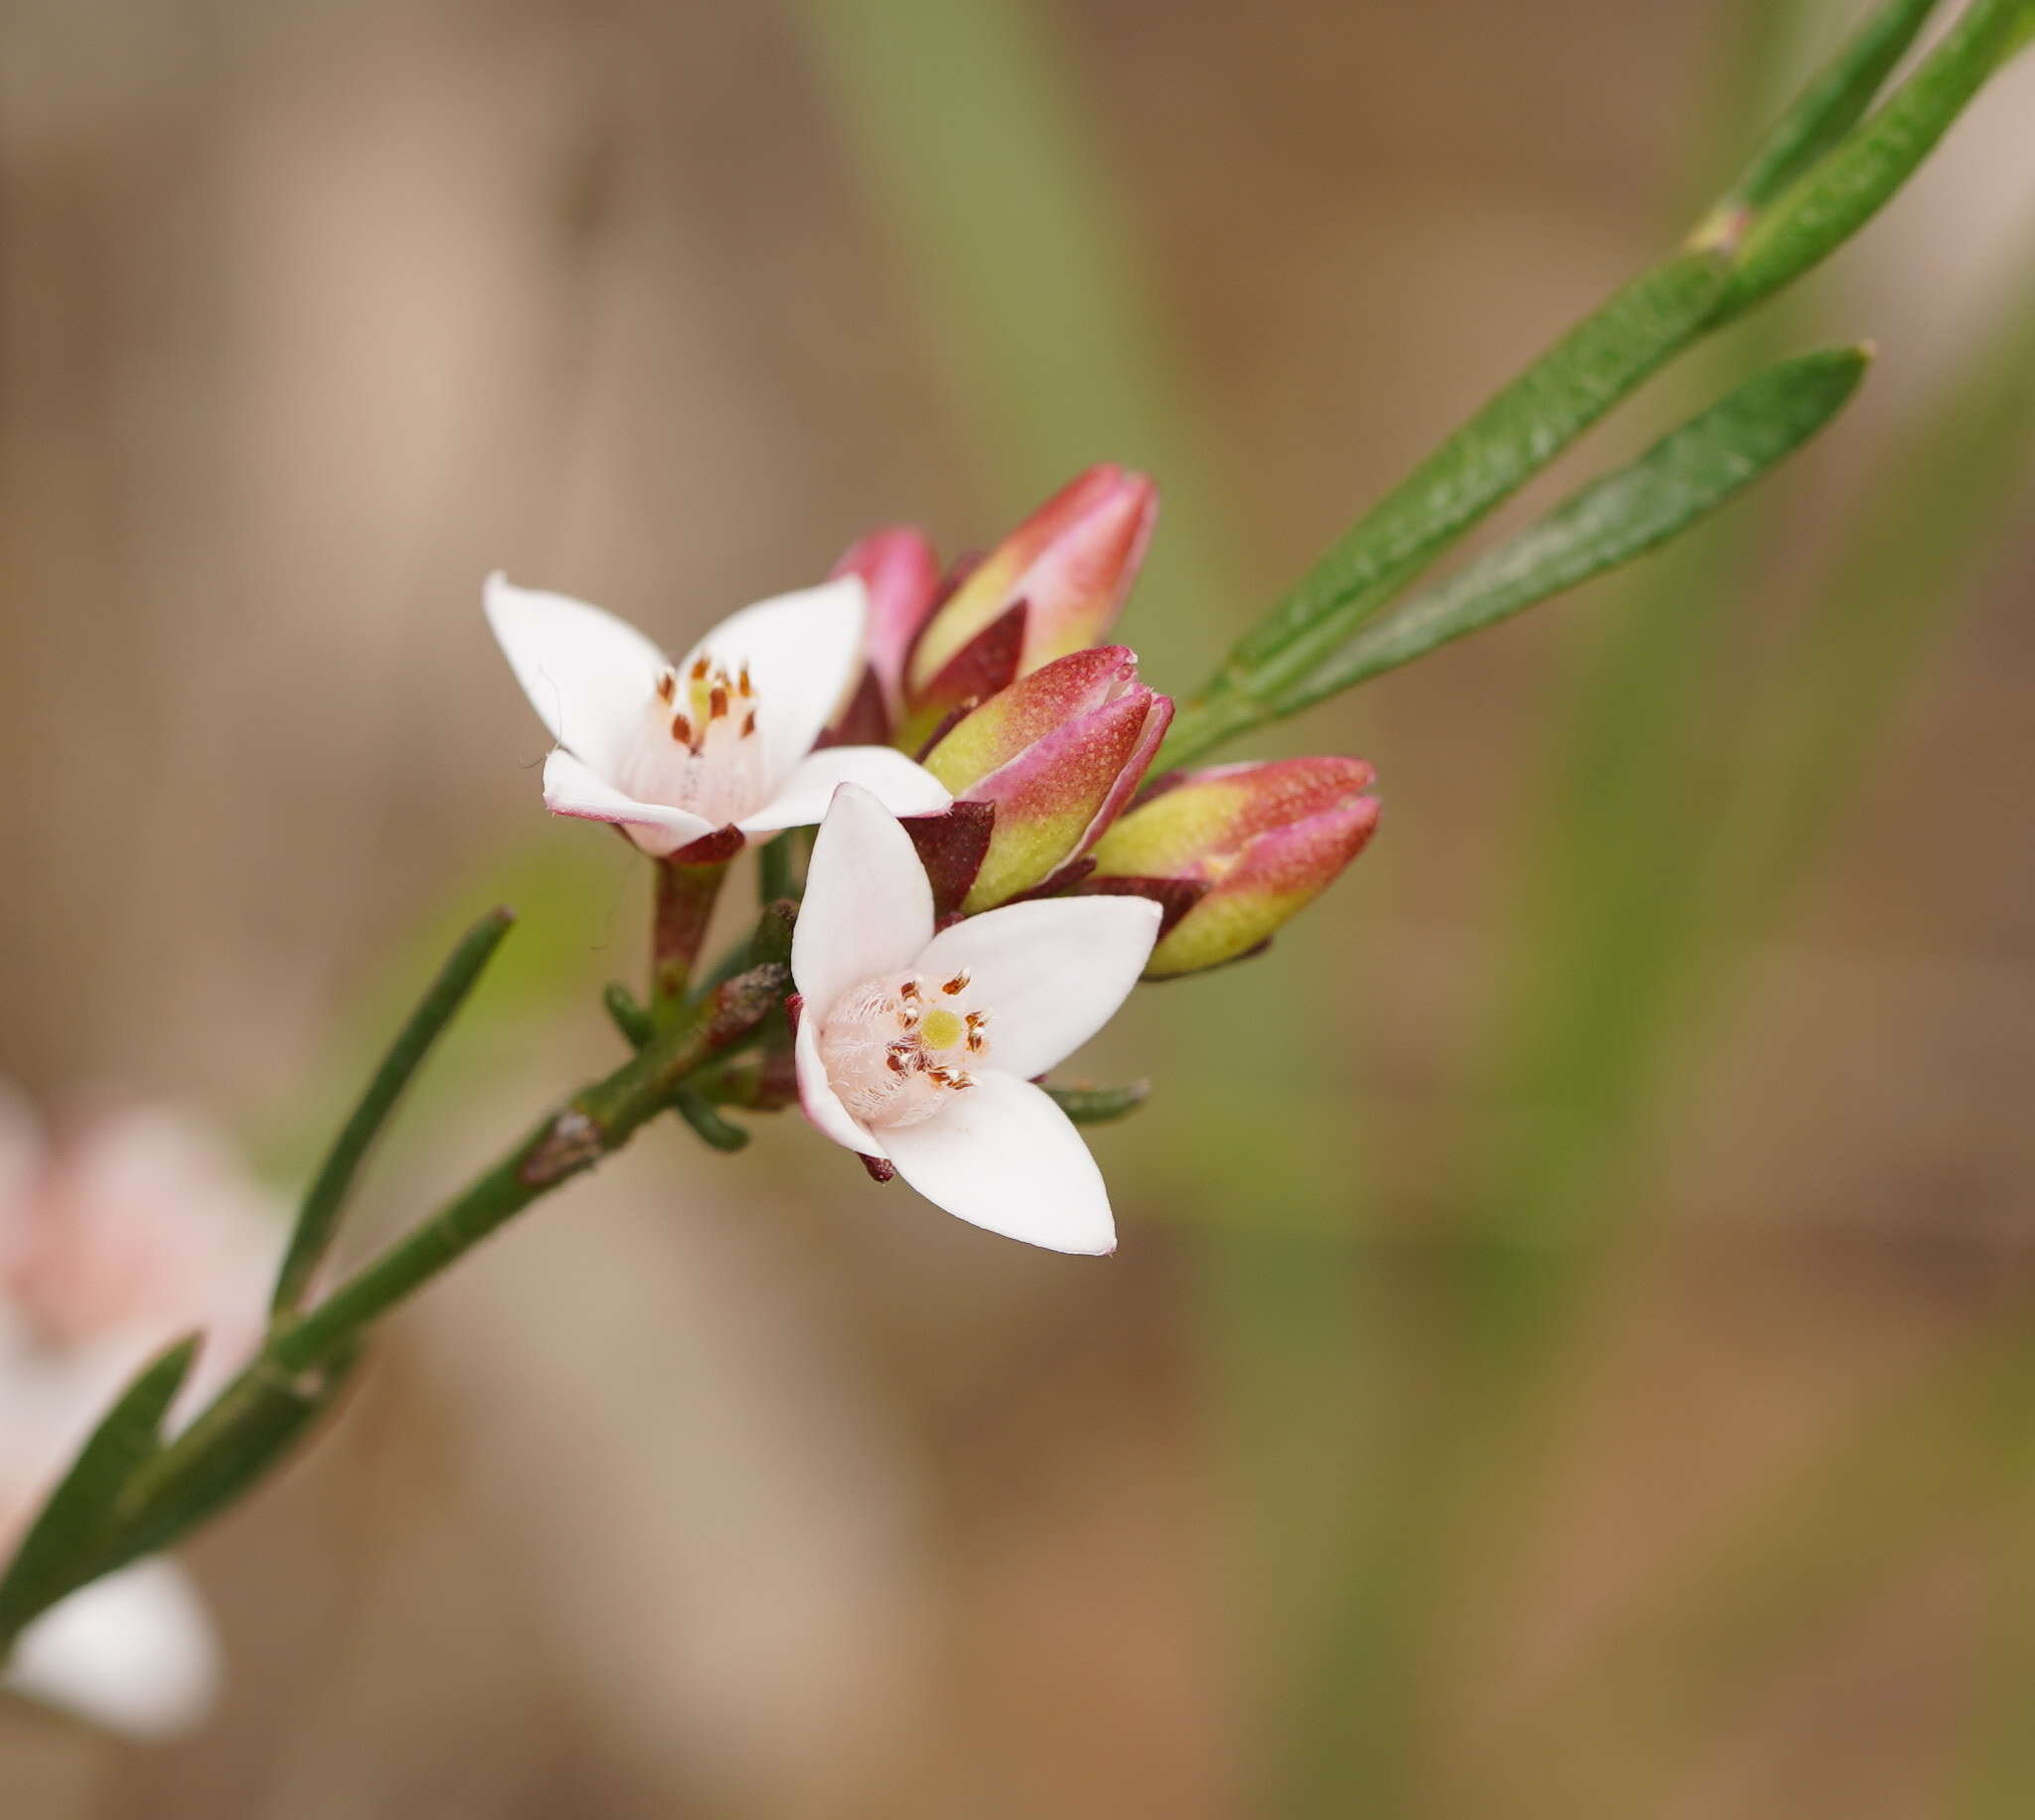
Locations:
737;665;753;697
625;651;771;825
819;971;994;1129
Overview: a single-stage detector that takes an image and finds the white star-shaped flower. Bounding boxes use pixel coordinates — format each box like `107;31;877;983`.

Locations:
485;574;952;857
791;783;1162;1254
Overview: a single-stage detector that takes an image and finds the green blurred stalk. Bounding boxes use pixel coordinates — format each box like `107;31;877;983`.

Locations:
789;0;1400;1797
1269;6;1819;1811
798;0;1245;680
1426;107;2035;1820
796;1;1373;1790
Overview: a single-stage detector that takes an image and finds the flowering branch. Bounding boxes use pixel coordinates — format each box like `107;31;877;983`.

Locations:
3;0;2030;1711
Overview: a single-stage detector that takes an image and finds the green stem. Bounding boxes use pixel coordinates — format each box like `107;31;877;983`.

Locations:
271;909;515;1313
267;960;785;1375
652;856;731;1014
757;831;796;905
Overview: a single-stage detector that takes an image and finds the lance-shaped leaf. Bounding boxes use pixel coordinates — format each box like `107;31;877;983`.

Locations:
1200;251;1734;710
1267;345;1872;710
1720;0;2033;319
1699;0;1944;231
0;1336;198;1643
93;1348;363;1578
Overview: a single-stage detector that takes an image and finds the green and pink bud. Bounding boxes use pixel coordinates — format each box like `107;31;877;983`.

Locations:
904;465;1157;713
917;646;1173;913
1079;757;1379;978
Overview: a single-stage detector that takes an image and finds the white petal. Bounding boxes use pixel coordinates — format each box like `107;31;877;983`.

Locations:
880;1072;1116;1254
736;745;951;834
913;896;1162;1081
791;782;933;1013
689;577;868;790
543;749;718;858
794;1013;887;1159
484;573;669;780
5;1559;221;1739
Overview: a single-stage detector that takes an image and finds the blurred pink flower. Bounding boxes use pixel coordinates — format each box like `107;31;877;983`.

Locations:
0;1089;283;1738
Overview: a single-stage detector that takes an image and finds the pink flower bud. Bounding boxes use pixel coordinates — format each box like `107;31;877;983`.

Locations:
919;647;1173;912
1080;757;1379;978
830;528;942;731
904;466;1158;703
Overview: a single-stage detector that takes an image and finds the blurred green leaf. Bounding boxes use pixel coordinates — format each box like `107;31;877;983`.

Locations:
602;981;654;1050
272;908;516;1313
1702;0;1943;226
0;1335;198;1644
801;0;1247;681
1270;344;1871;709
1726;245;2035;904
1045;1080;1150;1125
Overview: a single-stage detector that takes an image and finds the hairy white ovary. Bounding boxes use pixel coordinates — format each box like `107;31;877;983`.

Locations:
817;968;990;1129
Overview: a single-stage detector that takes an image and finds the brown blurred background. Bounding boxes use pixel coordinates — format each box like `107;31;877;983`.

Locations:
4;1;2034;1815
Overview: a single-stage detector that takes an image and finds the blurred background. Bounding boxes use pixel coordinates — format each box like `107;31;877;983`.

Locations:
3;0;2034;1813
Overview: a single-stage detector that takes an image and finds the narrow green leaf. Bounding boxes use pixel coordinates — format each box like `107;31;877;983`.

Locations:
1699;0;1943;228
602;982;654;1050
1217;251;1734;694
95;1348;362;1577
272;906;516;1313
672;1087;751;1152
1046;1080;1151;1125
1720;0;2029;318
0;1334;199;1640
1276;345;1870;708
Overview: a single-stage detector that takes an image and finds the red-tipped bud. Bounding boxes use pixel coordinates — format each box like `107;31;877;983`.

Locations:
1080;757;1379;978
829;528;943;742
832;528;942;715
905;466;1158;701
920;646;1173;912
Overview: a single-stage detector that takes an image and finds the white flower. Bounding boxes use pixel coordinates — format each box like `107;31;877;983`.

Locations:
485;573;952;858
0;1090;282;1739
6;1555;221;1740
790;784;1161;1255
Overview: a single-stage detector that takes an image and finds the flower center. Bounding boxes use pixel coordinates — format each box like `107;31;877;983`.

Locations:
817;968;991;1130
618;657;768;828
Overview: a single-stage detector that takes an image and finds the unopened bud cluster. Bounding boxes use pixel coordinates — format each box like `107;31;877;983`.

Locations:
830;466;1379;974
